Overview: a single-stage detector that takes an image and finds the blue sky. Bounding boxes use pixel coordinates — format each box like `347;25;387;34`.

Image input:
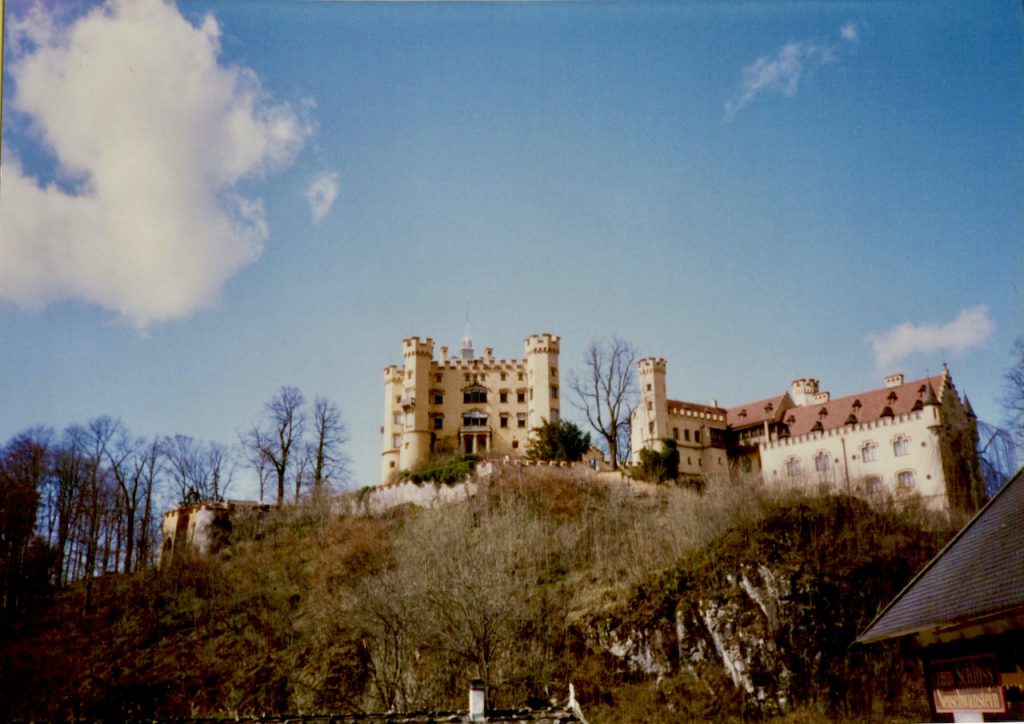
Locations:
2;0;1022;494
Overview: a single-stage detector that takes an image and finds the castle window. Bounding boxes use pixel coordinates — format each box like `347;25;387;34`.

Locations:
433;392;444;405
432;415;443;430
647;400;653;411
648;421;654;434
673;427;679;441
435;374;442;383
500;414;509;428
897;470;915;488
893;436;910;457
464;387;487;404
501;373;507;381
684;429;691;441
551;386;558;399
389;461;396;469
517;391;526;404
695;430;701;443
551;409;559;423
815;452;830;472
862;442;877;462
512;440;519;449
647;383;652;391
786;457;801;478
393;412;401;425
500;391;508;404
463;411;488;427
530;389;534;400
395;395;401;404
518;373;524;381
517;414;527;428
392;434;401;448
551;366;557;377
865;475;882;493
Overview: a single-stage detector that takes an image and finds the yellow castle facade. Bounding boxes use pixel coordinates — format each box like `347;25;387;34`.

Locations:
381;328;560;481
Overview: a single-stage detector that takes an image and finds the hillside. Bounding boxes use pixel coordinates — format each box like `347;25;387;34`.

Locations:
0;469;960;721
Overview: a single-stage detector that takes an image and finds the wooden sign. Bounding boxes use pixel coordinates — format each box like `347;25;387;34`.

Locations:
930;654;1005;715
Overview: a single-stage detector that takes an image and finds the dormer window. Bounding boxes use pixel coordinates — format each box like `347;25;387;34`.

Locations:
852;399;862;411
887;391;898;403
880;406;894;418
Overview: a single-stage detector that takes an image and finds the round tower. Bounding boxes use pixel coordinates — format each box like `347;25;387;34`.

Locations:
398;336;435;471
525;333;561;433
380;363;406;481
636;357;669;450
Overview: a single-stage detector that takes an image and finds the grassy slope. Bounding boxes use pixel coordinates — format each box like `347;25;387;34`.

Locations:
0;472;959;721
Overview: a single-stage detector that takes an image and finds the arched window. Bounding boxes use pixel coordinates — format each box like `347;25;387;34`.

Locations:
897;470;915;488
865;475;883;494
893;435;910;457
786;457;801;478
861;442;877;462
814;451;830;472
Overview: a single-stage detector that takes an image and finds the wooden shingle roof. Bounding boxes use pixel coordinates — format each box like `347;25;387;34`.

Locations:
857;467;1024;644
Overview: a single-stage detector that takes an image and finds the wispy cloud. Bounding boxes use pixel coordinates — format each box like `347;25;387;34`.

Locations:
1;1;312;329
724;22;860;122
868;306;994;369
305;172;340;223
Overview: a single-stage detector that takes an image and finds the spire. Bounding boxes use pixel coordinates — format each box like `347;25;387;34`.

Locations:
460;321;474;360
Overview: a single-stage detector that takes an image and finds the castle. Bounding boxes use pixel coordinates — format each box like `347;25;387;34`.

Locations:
381;327;560;481
631;358;986;511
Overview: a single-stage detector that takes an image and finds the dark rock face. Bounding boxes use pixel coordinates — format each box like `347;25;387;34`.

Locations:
584;495;944;719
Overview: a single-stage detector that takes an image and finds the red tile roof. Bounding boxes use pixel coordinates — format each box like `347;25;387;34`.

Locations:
667;398;727;418
726;394;790;429
776;374;945;438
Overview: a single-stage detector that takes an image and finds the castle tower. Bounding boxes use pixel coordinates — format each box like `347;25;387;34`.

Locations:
525;333;561;434
636;358;669;452
398;336;434;471
381;362;406;480
790;378;820;407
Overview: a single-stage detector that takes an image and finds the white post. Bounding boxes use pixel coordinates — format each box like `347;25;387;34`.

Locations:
469;678;486;721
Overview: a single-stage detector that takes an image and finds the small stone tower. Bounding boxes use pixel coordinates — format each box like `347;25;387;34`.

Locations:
525;333;560;434
790;378;820;407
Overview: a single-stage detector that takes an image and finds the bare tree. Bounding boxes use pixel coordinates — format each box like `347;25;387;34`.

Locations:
206;442;235;502
163;434;208;503
309;397;349;494
570;338;638;470
1003;336;1024;448
248;386;306;508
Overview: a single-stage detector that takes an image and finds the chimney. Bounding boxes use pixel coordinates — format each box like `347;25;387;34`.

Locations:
469;679;486;721
440;346;448;363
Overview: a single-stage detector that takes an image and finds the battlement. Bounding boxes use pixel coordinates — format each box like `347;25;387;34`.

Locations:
638;357;667;373
403;336;435;359
525;333;560;355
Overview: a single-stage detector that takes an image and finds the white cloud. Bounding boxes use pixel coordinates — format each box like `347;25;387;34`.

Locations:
840;22;860;43
305;172;340;223
868;306;994;370
0;1;312;328
724;23;859;122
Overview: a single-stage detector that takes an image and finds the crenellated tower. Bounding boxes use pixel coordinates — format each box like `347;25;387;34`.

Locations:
525;333;561;434
636;357;669;450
